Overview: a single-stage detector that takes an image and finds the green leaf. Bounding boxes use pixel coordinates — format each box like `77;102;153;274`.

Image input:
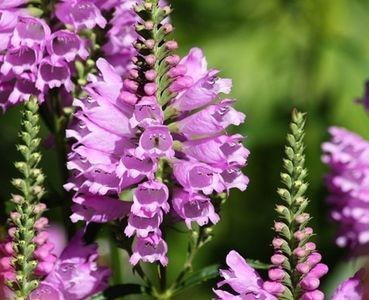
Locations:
174;264;220;294
246;259;272;270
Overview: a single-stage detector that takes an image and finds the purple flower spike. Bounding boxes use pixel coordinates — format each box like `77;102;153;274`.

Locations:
172;189;220;229
322;127;369;255
11;16;51;49
137;125;174;158
56;0;107;30
1;46;39;75
130;233;168;266
131;181;170;217
47;30;89;63
214;250;277;300
36;58;73;91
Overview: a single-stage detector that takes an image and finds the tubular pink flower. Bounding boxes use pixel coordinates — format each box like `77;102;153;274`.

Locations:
55;0;107;31
214;250;277;300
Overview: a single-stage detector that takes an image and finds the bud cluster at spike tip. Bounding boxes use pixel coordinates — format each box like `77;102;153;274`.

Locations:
322;127;369;255
65;1;249;266
261;110;328;300
0;0;152;112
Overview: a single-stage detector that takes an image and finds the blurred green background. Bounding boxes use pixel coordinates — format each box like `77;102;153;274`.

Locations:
1;0;369;298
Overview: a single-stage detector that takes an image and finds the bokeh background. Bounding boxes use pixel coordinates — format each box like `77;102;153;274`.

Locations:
1;0;369;298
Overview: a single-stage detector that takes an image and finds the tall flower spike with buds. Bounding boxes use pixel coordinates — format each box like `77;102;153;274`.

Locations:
263;110;328;300
66;0;248;266
0;98;55;299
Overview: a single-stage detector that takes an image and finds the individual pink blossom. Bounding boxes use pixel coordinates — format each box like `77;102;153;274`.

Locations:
129;233;168;266
55;0;107;31
46;30;89;63
172;189;219;229
214;250;277;300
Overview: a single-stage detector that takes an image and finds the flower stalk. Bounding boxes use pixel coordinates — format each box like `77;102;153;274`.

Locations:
263;110;328;300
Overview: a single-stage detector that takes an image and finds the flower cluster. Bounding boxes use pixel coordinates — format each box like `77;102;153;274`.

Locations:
0;0;144;112
0;2;87;111
214;250;276;299
322;127;369;255
66;2;248;266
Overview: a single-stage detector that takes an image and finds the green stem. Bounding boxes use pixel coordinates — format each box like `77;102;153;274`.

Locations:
111;242;124;285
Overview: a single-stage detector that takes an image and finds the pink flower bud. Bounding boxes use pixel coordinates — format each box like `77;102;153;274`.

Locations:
33;203;47;214
305;242;316;251
271;254;285;265
309;263;329;278
306;252;322;266
145;54;156;65
293;247;306;258
10;212;21;222
300;276;320;291
168;65;187;77
165;55;181;65
120;91;138;105
294;230;305;241
272;238;284;249
145;70;157;81
33;231;49;246
8;227;16;238
165;40;178;50
144;83;158;96
170;76;193;92
0;257;12;270
144;39;155;49
295;213;310;223
129;69;139;79
296;262;310;274
268;268;286;281
301;290;324;300
124;79;139;92
263;281;285;295
163;23;173;33
144;21;154;30
274;222;287;232
34;217;48;230
4;242;14;255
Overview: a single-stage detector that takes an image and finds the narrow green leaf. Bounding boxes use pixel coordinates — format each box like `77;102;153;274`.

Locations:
174;264;220;294
246;259;273;270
